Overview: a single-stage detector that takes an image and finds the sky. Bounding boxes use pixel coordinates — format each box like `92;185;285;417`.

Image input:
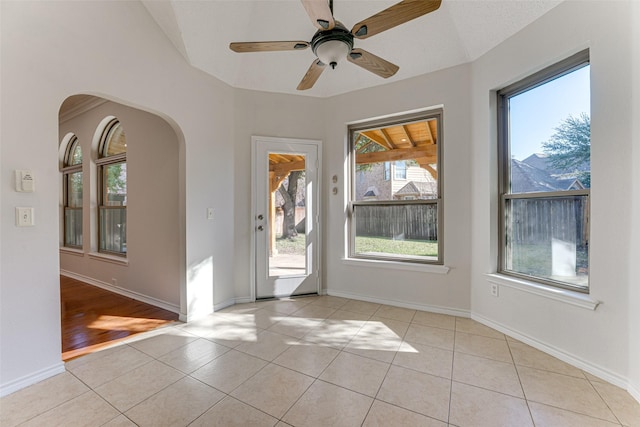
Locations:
509;65;590;161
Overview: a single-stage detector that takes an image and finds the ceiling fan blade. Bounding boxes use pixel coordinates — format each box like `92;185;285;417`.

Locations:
347;48;399;78
351;0;442;39
300;0;335;30
229;41;310;53
297;59;326;90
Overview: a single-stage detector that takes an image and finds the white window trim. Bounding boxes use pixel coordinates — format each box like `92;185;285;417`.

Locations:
486;273;599;310
342;257;450;274
89;252;129;266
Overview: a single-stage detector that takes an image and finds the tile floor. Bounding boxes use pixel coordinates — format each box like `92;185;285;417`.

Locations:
2;295;639;426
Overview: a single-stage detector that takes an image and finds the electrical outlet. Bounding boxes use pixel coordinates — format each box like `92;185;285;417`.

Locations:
207;208;214;220
490;283;499;297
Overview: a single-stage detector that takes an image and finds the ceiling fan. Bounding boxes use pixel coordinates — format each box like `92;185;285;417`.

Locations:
229;0;442;90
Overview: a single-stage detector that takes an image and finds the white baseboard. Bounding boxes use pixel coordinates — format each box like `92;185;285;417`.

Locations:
214;298;237;312
472;312;630;391
234;297;254;305
326;289;471;318
60;270;180;314
0;362;65;397
629;381;640;404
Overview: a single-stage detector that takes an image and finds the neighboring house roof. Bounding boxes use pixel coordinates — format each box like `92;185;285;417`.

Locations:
522;153;590;174
511;158;585;192
395;181;437;197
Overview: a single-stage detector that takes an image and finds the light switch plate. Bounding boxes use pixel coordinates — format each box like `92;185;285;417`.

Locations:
16;207;35;226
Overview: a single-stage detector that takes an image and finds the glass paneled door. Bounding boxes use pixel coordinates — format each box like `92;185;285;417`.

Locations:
253;136;320;299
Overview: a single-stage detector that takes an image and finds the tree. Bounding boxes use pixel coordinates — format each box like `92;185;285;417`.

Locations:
542;112;590;187
278;170;303;239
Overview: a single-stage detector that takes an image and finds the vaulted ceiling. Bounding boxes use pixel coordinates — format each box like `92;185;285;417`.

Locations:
143;0;560;98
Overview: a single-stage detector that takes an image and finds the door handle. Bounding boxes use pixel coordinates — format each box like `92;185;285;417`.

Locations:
257;225;264;231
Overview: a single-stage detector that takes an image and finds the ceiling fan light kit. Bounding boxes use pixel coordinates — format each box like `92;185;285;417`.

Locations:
229;0;442;90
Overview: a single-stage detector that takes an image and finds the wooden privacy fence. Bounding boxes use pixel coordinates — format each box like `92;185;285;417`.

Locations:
354;204;438;241
507;196;589;245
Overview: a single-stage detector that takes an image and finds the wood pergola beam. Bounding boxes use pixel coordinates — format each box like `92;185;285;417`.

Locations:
270;160;305;178
401;125;415;147
360;131;393;150
355;146;436;164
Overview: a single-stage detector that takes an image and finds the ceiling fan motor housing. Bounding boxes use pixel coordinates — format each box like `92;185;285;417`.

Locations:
311;21;354;69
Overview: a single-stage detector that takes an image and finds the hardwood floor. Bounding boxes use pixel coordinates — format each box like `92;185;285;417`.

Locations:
60;276;178;361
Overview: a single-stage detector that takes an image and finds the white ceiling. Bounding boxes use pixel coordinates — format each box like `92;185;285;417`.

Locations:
142;0;561;98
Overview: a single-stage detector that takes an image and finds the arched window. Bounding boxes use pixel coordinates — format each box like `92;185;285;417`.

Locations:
61;135;83;248
97;119;127;255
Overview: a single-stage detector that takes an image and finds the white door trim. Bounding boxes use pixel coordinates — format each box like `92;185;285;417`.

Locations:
250;135;322;301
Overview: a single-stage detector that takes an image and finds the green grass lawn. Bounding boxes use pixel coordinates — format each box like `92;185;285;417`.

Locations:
276;235;306;255
355;236;438;257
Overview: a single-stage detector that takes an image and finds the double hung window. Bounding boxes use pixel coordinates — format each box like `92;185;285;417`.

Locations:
497;50;590;291
97;119;128;255
62;135;83;248
349;110;443;264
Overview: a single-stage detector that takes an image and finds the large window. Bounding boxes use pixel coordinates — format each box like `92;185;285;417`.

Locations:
61;135;83;248
498;50;590;292
97;119;127;255
349;110;442;264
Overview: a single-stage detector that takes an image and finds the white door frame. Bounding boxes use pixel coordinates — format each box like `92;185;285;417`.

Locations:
250;135;322;301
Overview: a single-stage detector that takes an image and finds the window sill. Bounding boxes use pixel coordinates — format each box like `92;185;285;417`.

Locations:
60;247;84;257
88;252;129;266
485;273;600;310
342;258;450;274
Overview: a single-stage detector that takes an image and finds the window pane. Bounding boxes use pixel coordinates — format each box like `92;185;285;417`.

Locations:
67;139;82;166
509;66;590;194
99;207;127;253
353;203;438;261
67;171;83;208
103;122;127;156
503;195;588;289
64;208;82;247
354;119;438;202
103;163;127;206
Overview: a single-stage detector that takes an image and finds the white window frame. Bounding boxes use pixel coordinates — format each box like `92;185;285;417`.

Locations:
61;135;83;248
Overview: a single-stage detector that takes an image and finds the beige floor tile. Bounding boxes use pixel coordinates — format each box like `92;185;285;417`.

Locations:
366;316;411;338
411;311;456;330
291;304;337;319
101;415;138;426
235;329;296;361
19;391;120;427
393;341;453;379
592;381;640;426
374;305;416;323
508;340;585;378
283;380;373;427
345;328;403;363
127;328;197;358
0;372;89;427
125;376;224;427
231;364;314;418
190;396;278;427
302;320;361;349
405;323;455;351
66;345;153;388
157;337;230;373
584;370;607;383
263;300;310;315
191;349;267;392
217;302;262;314
308;295;349;309
453;352;523;397
363;400;447;427
326;309;371;322
179;314;262;347
454;331;512;362
340;300;381;316
273;342;340;377
268;316;323;338
449;382;533;427
455;318;505;339
529;402;623;427
377;365;450;422
518;366;618;422
94;360;184;412
319;351;390;396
